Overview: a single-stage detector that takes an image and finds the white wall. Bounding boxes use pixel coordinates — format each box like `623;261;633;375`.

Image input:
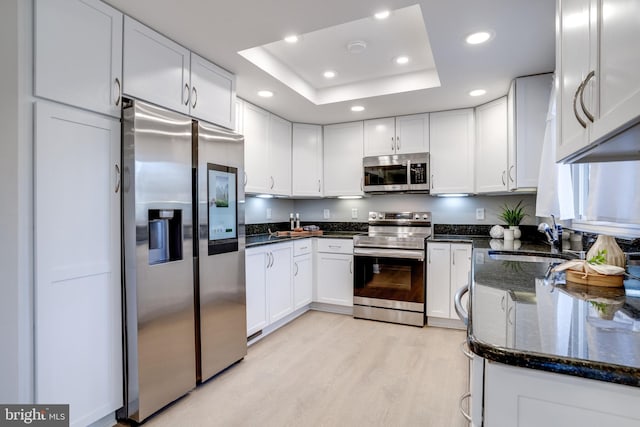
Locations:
0;0;33;403
245;194;538;226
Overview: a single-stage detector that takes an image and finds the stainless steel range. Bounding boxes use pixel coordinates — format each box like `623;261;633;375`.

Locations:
353;211;432;327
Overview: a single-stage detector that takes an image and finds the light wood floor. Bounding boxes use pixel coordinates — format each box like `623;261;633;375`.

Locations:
141;311;468;427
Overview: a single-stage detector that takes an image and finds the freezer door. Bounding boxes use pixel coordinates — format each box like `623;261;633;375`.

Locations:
195;120;247;382
122;100;196;422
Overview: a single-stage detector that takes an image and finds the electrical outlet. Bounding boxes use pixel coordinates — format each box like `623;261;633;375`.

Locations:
476;208;485;220
351;208;358;219
266;208;272;220
323;208;330;219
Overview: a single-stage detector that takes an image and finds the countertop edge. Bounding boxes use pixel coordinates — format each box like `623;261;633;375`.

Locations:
246;233;358;248
468;336;640;387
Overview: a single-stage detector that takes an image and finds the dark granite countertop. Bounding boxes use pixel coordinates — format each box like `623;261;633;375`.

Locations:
469;246;640;387
246;231;361;248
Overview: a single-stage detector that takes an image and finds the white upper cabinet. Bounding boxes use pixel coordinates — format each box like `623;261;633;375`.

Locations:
123;17;236;128
429;109;475;194
323;122;364;197
243;103;270;194
363;114;429;156
475;97;508;193
268;114;292;196
507;74;553;191
123;17;190;114
235;98;244;134
557;0;640;162
364;117;395;156
189;53;236;130
395;113;430;154
243;102;292;196
34;0;123;118
292;123;323;197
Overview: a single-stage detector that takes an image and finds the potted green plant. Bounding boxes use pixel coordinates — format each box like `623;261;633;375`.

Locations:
499;200;526;239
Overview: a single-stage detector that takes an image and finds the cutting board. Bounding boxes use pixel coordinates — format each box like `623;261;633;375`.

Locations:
566;270;624;287
275;230;323;237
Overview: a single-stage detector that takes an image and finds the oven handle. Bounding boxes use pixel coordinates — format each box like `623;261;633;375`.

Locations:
353;247;424;261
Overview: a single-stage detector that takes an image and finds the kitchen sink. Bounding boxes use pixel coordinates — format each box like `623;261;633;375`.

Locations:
488;252;569;264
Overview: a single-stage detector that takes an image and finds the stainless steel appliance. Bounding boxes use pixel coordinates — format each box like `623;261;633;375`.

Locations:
353;212;432;326
363;153;429;193
120;99;246;423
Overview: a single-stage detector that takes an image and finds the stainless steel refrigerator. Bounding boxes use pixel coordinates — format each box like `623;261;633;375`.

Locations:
120;99;246;423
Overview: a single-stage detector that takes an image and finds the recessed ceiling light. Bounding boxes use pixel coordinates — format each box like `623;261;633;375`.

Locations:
395;56;409;65
284;35;299;43
351;105;365;112
374;10;390;20
323;70;336;79
257;90;274;98
469;89;487;97
465;31;492;45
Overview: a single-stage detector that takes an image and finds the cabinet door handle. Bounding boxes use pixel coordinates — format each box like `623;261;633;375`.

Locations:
452;250;456;265
501;170;506;186
501;295;505;311
318;179;321;193
244;172;248;187
294;262;298;276
183;83;190;106
391;136;395;151
431;174;434;190
396;136;400;150
580;70;595;123
114;77;121;107
349;260;353;274
573;80;587;129
508;165;515;183
360;177;364;191
191;86;198;109
270;176;275;189
508;306;514;325
428;249;431;264
459;392;472;423
114;163;121;193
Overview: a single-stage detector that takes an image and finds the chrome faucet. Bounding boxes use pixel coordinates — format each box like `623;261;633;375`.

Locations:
538;222;558;246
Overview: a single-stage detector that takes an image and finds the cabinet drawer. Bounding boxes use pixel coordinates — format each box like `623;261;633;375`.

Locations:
317;238;353;254
293;239;312;256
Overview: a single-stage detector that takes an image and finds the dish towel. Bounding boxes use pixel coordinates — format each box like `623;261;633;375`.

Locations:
586;161;640;224
536;75;575;219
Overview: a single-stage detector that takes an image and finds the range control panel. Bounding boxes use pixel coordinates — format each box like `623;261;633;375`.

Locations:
368;211;431;223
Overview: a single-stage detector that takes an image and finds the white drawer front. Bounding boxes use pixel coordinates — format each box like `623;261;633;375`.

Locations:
317;238;354;254
293;239;312;256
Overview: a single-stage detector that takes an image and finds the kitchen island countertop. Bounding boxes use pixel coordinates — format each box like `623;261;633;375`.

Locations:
469;245;640;388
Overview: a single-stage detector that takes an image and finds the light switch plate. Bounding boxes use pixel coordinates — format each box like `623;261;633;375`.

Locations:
266;208;272;220
351;208;358;219
476;208;485;220
323;208;330;219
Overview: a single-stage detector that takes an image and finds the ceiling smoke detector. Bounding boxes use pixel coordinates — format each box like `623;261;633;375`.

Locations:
346;40;368;54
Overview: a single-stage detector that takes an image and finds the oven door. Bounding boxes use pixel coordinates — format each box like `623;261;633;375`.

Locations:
353;248;425;309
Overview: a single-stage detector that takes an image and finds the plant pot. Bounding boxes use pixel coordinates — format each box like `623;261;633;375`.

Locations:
509;225;521;239
503;228;514;241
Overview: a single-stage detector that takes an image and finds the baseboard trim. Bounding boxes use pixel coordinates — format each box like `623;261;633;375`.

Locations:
427;316;466;330
310;302;353;316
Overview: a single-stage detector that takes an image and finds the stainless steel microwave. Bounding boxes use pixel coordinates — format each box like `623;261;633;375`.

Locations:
363;153;430;193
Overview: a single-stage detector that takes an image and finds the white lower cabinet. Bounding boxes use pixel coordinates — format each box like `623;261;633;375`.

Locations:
472;284;507;346
245;247;268;336
315;239;354;307
293;240;313;309
245;242;293;336
426;242;471;323
484;361;640;427
34;101;122;427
